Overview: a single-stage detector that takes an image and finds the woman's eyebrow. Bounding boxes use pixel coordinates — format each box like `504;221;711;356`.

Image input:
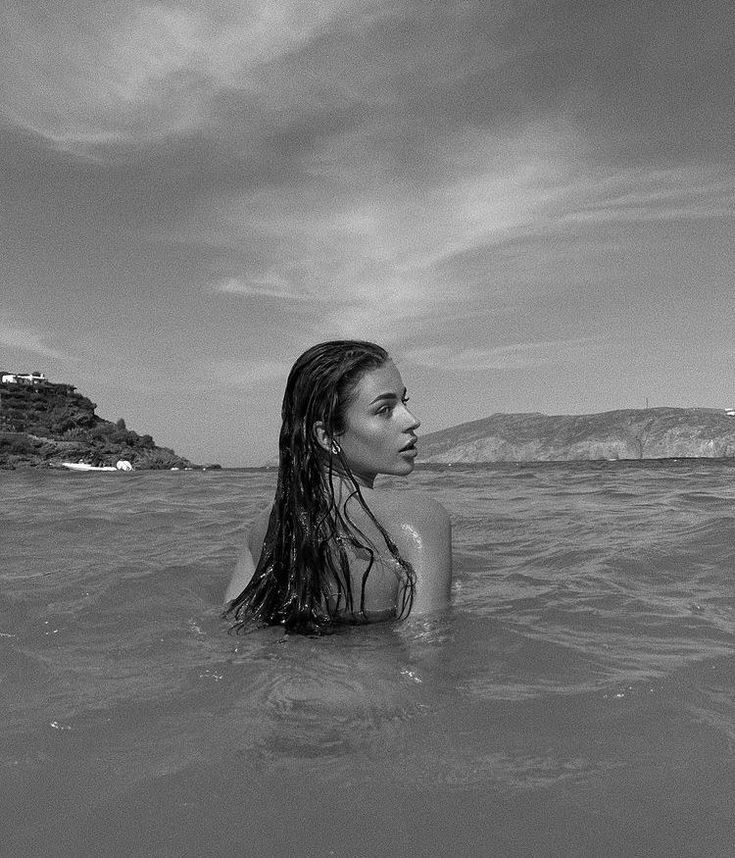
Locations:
369;388;406;406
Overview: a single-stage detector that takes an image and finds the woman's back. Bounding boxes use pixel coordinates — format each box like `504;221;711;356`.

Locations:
227;487;451;621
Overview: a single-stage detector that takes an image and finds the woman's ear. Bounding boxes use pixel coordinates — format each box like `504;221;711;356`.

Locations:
313;421;332;453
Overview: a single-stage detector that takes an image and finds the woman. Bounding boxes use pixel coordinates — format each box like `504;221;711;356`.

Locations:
224;340;452;634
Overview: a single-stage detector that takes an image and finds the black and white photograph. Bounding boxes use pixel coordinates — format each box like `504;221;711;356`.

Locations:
2;1;734;855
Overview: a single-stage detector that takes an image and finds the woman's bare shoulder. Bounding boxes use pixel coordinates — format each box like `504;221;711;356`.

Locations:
371;489;450;531
372;488;452;614
370;489;451;563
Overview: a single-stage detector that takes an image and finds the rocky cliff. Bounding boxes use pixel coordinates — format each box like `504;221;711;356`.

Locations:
419;408;735;463
0;379;194;470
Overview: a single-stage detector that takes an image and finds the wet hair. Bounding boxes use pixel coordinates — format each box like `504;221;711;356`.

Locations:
224;340;415;635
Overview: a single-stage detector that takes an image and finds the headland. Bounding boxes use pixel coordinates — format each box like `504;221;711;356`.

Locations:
419;407;735;463
0;372;201;470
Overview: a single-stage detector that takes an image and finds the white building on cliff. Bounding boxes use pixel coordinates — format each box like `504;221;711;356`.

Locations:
0;372;47;385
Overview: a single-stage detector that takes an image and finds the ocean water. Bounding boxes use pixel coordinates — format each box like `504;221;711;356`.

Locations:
2;461;735;857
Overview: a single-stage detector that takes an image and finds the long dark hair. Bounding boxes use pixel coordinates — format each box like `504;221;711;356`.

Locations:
224;340;415;634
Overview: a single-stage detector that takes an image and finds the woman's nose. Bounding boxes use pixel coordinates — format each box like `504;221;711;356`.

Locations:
404;406;420;431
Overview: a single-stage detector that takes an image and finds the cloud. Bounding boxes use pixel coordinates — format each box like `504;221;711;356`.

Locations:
215;275;316;301
1;0;370;149
188;128;734;357
0;320;69;361
551;167;735;227
206;358;290;388
405;339;604;371
5;0;734;166
184;114;587;330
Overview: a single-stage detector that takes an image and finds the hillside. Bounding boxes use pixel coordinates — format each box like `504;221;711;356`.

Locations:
0;378;195;470
419;408;735;463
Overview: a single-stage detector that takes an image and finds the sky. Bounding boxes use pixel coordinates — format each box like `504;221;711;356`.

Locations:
1;0;733;466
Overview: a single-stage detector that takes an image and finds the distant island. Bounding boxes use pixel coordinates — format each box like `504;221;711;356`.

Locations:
0;371;211;470
419;407;735;464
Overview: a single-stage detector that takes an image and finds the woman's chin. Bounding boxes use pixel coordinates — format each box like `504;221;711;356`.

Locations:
391;458;416;476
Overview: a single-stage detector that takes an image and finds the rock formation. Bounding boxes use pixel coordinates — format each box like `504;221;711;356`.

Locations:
419;408;735;463
0;377;194;470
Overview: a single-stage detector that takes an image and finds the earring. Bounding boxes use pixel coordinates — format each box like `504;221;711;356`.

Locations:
330;440;341;455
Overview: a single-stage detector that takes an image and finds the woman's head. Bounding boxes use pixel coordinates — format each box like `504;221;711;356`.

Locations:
280;340;420;487
280;340;389;467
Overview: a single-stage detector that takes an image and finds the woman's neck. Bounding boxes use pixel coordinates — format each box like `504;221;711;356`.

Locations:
325;470;374;501
324;462;375;492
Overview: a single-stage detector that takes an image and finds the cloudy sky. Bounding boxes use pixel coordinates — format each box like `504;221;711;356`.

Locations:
2;0;733;465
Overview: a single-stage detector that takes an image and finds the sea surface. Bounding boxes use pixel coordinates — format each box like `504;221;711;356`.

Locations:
2;461;735;857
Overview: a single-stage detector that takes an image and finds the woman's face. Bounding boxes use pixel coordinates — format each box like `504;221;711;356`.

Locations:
335;360;420;488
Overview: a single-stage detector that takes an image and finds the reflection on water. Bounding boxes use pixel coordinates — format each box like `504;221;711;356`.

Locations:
2;463;735;856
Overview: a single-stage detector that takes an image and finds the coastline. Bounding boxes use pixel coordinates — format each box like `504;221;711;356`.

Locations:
0;378;205;470
418;407;735;464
